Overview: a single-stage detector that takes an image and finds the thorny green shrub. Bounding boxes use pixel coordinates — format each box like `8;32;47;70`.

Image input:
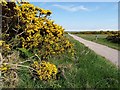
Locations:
0;0;75;88
1;0;74;60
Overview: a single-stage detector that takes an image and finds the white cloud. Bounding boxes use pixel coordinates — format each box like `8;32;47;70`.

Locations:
52;4;89;12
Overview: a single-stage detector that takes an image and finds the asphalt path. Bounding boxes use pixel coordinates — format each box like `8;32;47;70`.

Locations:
69;33;119;67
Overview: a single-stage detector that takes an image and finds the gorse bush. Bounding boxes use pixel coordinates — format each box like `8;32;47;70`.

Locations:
1;0;74;60
0;0;75;87
31;61;58;81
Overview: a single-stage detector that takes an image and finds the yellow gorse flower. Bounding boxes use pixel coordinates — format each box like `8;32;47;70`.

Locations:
0;40;11;51
0;40;5;46
32;61;58;81
0;63;9;72
0;0;7;5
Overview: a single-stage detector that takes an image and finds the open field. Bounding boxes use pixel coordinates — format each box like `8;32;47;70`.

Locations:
17;35;119;88
75;34;120;50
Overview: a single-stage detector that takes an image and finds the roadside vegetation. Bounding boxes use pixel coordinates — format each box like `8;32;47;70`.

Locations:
17;35;119;88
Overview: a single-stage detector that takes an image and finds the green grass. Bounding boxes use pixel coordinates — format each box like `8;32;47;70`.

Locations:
76;34;120;50
17;34;119;88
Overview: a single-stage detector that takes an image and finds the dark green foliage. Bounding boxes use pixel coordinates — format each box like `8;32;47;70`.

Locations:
17;48;34;58
106;33;120;43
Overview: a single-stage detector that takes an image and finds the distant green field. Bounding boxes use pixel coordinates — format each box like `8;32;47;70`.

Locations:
76;34;120;50
17;34;119;88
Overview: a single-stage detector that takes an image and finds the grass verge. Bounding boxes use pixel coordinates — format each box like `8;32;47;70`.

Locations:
17;34;119;88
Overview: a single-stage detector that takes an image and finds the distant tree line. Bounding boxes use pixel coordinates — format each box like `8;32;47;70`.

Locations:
66;30;119;35
65;30;120;44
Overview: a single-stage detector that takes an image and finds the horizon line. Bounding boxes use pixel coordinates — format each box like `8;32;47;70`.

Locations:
65;29;119;32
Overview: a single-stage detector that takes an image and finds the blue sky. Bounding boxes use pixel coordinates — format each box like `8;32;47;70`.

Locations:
31;2;118;31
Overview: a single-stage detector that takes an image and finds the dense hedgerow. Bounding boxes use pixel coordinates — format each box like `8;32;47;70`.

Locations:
0;0;75;87
1;0;74;60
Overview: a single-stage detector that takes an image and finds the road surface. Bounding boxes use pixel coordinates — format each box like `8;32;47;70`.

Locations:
69;33;119;67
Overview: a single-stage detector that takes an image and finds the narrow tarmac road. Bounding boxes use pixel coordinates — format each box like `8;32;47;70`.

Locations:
69;33;119;67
